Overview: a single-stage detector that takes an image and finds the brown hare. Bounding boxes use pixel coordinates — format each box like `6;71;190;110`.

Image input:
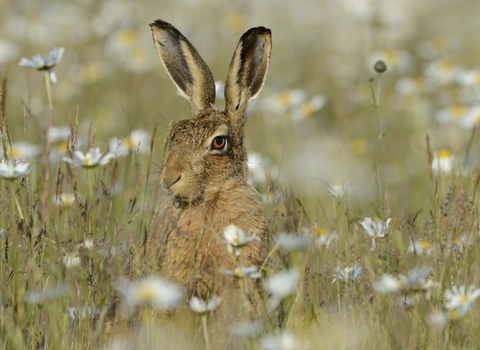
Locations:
148;19;272;299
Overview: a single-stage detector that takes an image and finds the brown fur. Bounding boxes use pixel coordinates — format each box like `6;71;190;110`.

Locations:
147;20;272;299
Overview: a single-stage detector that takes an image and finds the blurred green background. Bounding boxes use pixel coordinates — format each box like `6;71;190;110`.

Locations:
2;0;480;213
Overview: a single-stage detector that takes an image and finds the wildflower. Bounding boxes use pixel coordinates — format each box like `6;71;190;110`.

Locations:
0;159;34;179
332;263;362;283
79;239;94;250
50;126;71;143
63;253;81;268
247;152;269;187
274;233;309;252
359;217;392;250
396;296;416;309
18;47;65;83
424;60;460;85
116;276;184;311
261;332;300;350
189;295;222;315
371;49;410;72
444;284;480;318
374;60;387;74
427;311;449;330
418;35;450;59
431;150;455;174
436;105;467;124
374;266;432;294
106;29;155;73
66;306;101;320
395;77;427;95
262;89;306;113
312;226;338;248
458;105;480;129
407;240;434;256
109;129;151;158
291;95;326;121
62;148;115;168
53;193;76;206
229;321;263;336
220;266;262;279
265;269;299;310
327;179;351;199
456;69;480;88
0;141;42;160
25;284;68;304
224;224;259;256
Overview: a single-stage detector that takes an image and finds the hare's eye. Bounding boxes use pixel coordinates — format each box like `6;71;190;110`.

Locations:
212;136;226;150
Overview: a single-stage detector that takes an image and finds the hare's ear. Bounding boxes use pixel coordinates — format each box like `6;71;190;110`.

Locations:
150;19;216;115
224;27;272;131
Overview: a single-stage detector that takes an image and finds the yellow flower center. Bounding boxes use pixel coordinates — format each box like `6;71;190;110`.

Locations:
276;92;292;106
474;72;480;86
459;296;471;303
84;158;91;166
57;142;67;153
234;268;242;277
438;150;451;158
64;196;74;206
432;35;449;52
314;227;326;237
233;237;239;245
439;60;455;74
124;137;137;149
413;77;426;91
300;103;316;117
420;241;432;249
136;286;155;302
349;138;367;155
10;147;20;158
383;49;400;65
449;106;466;119
118;30;139;47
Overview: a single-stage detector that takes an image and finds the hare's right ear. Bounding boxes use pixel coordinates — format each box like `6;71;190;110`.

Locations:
224;27;272;132
150;20;216;115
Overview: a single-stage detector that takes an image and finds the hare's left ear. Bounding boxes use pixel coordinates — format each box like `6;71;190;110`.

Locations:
150;19;216;116
224;27;272;133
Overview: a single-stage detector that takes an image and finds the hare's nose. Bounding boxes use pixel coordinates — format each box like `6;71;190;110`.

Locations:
162;172;181;189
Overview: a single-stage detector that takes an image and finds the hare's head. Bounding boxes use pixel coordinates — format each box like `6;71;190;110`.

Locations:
150;20;271;204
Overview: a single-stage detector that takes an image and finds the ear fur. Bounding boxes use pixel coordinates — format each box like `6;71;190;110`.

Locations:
150;19;216;115
224;27;272;130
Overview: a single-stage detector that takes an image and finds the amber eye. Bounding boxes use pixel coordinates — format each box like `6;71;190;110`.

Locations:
212;136;226;150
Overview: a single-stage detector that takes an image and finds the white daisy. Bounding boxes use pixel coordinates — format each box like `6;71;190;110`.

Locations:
312;226;338;248
444;284;480;318
407;240;434;256
62;253;81;268
431;150;455;174
0;159;34;179
262;89;306;114
359;217;392;250
109;129;151;158
458;105;480;129
332;263;362;283
220;266;261;279
229;321;263;336
189;295;222;315
261;332;300;350
327;179;351;199
264;269;299;310
25;284;69;304
62;148;115;168
274;233;309;252
291;95;326;121
52;193;76;206
395;76;427;95
374;266;432;294
116;276;184;311
223;224;259;256
435;105;467;124
18;47;65;83
424;60;460;86
0;141;42;160
371;49;411;72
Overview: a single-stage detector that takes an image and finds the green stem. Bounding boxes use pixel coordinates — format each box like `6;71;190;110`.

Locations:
201;316;211;350
41;70;54;223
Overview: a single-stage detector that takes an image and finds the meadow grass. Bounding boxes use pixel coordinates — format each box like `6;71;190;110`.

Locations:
2;0;480;349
